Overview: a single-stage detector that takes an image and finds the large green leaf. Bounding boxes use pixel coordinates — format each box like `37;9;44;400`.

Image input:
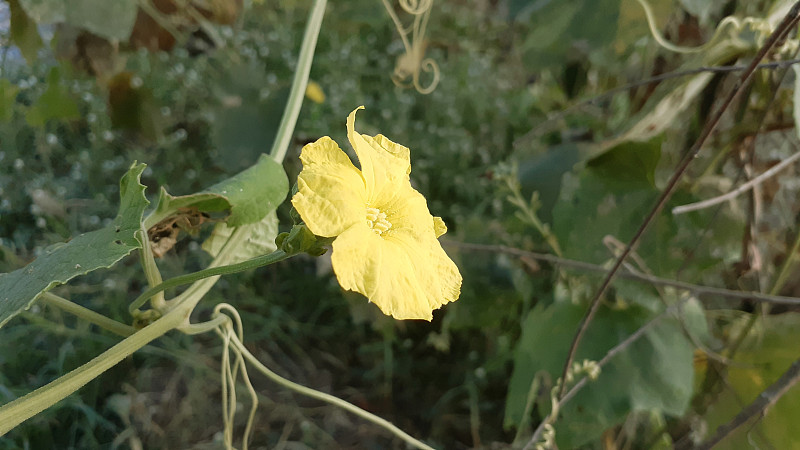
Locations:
18;0;138;41
147;154;289;229
505;294;706;447
0;163;149;329
203;154;288;227
552;139;674;269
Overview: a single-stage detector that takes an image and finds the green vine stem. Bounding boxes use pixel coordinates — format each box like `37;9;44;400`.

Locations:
138;226;166;310
40;292;136;337
129;249;291;314
0;300;188;434
228;326;436;450
270;0;327;163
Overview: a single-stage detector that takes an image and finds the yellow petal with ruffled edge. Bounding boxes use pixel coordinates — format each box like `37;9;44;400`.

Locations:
291;136;366;237
346;107;411;202
331;222;458;320
387;232;461;317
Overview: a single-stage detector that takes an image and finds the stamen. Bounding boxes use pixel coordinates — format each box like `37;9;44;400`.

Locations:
366;207;392;236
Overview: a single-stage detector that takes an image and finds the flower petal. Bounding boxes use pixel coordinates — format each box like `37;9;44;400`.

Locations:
433;216;447;238
291;136;366;237
388;232;462;317
378;182;439;238
346;107;411;202
331;222;461;321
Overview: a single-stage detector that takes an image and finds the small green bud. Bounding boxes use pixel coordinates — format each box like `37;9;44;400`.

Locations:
275;223;330;256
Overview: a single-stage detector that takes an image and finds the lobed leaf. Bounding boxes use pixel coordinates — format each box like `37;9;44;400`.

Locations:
0;162;149;329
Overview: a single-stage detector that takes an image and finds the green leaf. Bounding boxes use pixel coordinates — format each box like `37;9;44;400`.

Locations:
202;211;279;263
201;154;288;227
588;139;662;189
8;0;43;63
505;294;705;447
517;142;582;223
148;154;288;230
0;79;20;122
19;0;137;41
25;67;80;127
65;0;138;41
602;73;713;150
553;139;673;267
701;313;800;449
0;163;149;329
18;0;66;23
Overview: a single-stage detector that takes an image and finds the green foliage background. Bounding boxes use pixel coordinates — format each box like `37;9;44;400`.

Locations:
3;0;800;448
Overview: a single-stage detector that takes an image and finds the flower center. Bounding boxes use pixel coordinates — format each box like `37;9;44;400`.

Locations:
366;207;392;236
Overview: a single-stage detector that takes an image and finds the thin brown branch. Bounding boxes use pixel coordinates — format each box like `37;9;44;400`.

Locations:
695;358;800;450
449;241;800;306
555;1;800;402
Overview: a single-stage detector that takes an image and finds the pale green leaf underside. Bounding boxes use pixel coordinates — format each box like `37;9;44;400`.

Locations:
0;163;149;328
202;211;279;263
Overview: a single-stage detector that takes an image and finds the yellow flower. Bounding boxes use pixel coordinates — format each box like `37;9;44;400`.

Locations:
291;106;462;320
305;80;326;104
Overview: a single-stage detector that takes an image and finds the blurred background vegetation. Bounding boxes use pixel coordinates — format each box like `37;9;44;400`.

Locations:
3;0;800;448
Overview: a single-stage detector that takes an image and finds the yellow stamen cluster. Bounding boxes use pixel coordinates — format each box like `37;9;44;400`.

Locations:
366;207;391;236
